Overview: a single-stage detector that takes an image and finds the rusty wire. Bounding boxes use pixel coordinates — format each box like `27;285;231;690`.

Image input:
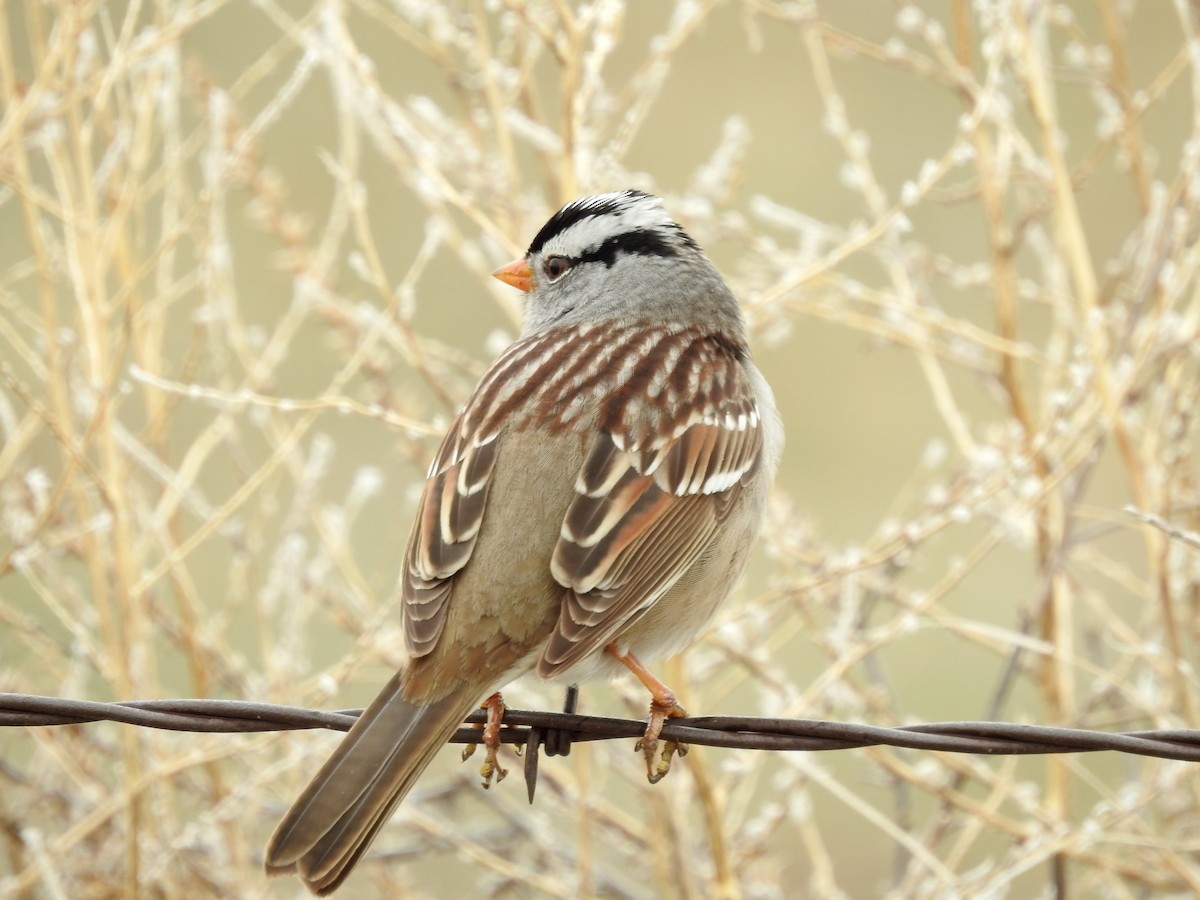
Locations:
4;692;1199;801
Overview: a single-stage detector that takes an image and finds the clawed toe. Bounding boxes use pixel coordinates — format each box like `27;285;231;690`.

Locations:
637;697;688;783
464;692;509;788
637;736;689;784
479;744;508;787
606;644;692;783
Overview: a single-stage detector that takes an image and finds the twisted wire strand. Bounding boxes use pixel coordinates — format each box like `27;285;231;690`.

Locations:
7;692;1198;801
5;692;1198;757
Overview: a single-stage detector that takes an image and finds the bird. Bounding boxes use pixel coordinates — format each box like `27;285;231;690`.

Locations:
264;189;784;895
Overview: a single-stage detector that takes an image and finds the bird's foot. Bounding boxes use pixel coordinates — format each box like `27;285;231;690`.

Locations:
606;644;690;783
636;696;689;784
461;692;508;787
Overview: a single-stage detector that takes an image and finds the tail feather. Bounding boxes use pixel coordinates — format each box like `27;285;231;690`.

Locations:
265;673;481;895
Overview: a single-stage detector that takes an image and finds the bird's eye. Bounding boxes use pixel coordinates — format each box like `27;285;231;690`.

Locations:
543;255;574;281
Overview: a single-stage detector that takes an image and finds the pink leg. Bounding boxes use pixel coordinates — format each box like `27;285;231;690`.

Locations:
607;644;689;783
461;692;508;787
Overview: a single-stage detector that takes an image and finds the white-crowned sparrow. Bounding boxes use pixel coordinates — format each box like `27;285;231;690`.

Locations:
264;190;783;894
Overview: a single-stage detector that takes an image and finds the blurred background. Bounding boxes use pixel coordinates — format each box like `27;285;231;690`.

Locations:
3;1;1200;897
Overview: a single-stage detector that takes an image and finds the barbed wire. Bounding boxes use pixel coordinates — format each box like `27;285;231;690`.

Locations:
5;693;1199;802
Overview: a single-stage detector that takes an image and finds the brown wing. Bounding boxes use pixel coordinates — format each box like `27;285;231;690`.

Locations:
539;343;764;677
399;328;573;657
401;421;500;657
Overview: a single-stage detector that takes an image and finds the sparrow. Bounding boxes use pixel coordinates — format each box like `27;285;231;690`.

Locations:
265;190;783;894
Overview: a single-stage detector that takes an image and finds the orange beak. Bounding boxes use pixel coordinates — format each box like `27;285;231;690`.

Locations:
492;257;533;292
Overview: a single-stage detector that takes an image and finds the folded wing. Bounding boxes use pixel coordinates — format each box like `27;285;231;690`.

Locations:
540;332;764;676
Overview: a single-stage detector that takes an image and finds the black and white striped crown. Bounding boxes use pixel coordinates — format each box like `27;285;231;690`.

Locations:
526;190;698;266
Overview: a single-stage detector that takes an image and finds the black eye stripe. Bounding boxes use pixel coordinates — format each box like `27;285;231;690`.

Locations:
576;230;682;268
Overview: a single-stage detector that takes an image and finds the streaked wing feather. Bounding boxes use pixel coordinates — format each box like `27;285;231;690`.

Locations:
543;486;719;670
541;350;764;677
398;325;611;660
402;427;500;658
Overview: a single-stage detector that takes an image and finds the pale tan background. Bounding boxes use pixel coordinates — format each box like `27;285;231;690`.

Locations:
2;1;1199;897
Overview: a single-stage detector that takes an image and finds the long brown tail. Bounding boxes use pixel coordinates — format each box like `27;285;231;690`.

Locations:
265;674;480;895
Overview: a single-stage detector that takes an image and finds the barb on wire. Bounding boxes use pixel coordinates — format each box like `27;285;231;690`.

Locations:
4;693;1198;802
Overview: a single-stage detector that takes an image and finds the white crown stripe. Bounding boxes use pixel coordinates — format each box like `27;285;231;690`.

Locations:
549;193;678;256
